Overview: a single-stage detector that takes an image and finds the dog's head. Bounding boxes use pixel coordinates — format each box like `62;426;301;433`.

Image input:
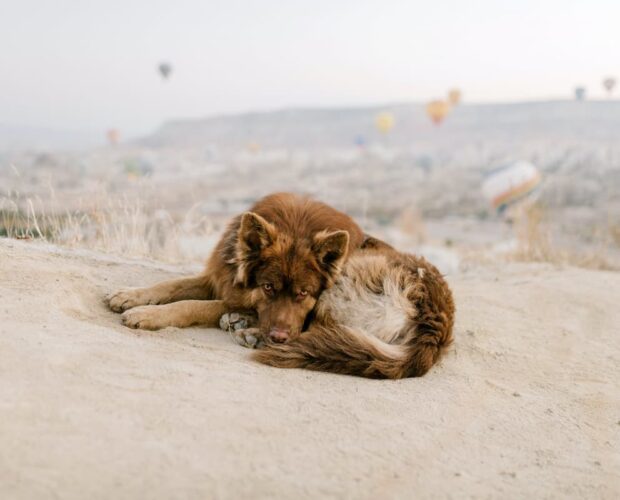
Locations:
234;212;349;343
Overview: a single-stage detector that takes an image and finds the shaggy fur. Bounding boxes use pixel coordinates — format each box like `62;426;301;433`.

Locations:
106;192;455;378
253;247;455;379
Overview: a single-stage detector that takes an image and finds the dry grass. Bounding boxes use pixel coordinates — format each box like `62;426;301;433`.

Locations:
512;203;556;262
610;223;620;248
396;206;427;245
2;181;617;272
511;203;618;271
0;190;217;263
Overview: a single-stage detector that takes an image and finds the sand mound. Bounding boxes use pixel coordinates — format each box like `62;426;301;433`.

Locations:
1;239;618;499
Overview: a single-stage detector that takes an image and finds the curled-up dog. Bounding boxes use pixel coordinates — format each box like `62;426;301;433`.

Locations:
252;246;455;379
105;191;454;379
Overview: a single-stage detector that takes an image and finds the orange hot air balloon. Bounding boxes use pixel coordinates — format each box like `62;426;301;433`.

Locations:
375;111;395;134
448;89;462;106
426;100;450;125
107;129;120;145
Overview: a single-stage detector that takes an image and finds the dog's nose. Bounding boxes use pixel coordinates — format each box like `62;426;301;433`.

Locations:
269;328;290;343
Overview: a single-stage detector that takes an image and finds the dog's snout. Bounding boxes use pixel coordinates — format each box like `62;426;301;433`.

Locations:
269;327;290;343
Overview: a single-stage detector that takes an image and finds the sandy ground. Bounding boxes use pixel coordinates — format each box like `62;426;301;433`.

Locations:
1;238;619;499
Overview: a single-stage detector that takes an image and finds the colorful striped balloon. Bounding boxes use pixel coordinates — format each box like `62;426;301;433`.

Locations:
482;161;541;214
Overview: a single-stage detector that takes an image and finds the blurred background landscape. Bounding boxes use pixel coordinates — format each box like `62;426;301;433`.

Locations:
2;0;619;272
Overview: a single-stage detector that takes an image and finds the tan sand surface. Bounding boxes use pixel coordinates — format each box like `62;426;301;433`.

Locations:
1;239;619;499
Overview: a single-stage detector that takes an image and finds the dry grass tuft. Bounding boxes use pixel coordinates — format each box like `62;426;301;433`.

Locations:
511;203;617;271
0;191;217;263
512;203;557;262
609;223;620;248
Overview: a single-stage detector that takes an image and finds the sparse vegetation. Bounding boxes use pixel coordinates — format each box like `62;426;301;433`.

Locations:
511;202;618;271
0;190;217;263
1;130;619;273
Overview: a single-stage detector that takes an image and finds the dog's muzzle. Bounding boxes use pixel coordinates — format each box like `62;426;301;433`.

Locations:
268;328;289;343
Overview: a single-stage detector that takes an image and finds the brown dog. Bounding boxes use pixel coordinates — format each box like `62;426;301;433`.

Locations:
107;192;455;378
107;192;365;343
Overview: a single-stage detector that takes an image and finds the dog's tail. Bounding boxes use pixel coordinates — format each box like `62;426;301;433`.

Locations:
253;318;452;379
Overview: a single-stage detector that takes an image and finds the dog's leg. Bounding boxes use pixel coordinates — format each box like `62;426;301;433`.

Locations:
120;299;227;330
106;275;213;312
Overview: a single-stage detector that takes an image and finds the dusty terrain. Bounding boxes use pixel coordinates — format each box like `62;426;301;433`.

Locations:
1;238;619;499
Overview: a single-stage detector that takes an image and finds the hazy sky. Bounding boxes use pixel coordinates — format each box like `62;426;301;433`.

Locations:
2;0;619;135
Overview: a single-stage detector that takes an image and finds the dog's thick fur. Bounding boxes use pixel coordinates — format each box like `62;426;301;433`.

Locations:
106;192;454;379
253;246;455;379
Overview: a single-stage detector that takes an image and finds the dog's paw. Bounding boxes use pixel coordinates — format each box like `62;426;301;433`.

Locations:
231;328;265;349
219;312;258;332
220;313;262;348
121;305;170;330
106;288;157;313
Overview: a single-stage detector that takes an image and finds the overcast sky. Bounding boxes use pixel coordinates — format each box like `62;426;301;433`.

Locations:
2;0;619;135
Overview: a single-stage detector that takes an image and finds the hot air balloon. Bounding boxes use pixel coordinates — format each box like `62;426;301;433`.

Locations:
158;62;173;80
603;77;616;97
106;129;120;146
447;89;462;106
574;87;586;101
426;100;450;125
375;112;395;134
482;161;541;215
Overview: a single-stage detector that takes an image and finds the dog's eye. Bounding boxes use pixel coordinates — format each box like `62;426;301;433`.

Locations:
297;290;308;299
263;283;273;292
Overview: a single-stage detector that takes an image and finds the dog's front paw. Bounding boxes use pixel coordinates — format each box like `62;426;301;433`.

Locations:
219;312;258;332
231;327;265;349
121;305;170;330
106;288;156;312
220;312;262;349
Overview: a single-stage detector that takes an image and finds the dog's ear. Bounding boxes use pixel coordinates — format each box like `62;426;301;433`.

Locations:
238;212;276;251
312;230;349;279
235;212;276;285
